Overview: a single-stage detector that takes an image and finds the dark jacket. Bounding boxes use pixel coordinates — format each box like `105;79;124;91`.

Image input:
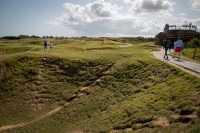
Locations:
163;40;170;49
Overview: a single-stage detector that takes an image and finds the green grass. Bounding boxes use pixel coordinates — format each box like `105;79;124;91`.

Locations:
0;38;200;133
182;48;200;63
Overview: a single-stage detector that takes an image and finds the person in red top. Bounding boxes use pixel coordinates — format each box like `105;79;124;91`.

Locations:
172;37;183;60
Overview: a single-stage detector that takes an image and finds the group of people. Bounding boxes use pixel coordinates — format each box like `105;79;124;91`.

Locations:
44;40;53;51
163;37;183;60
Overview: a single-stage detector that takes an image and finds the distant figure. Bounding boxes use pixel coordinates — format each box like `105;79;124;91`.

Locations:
101;39;104;45
44;40;48;51
164;23;169;31
189;22;192;30
172;37;183;60
50;42;53;50
163;38;170;59
47;41;50;47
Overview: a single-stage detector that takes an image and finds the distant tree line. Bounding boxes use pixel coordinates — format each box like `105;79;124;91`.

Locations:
110;37;154;43
1;35;40;40
123;37;154;43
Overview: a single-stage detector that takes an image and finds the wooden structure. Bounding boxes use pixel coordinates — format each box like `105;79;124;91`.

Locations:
155;24;200;45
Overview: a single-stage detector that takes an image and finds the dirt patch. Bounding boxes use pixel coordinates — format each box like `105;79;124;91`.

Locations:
151;117;169;127
0;122;27;132
170;112;198;123
132;117;170;130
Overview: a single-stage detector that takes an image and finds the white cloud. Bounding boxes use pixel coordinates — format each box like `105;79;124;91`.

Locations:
181;18;200;32
130;0;174;14
69;18;142;37
117;0;133;4
140;20;163;33
61;0;121;25
189;0;200;11
104;32;133;37
45;0;176;37
181;18;200;25
162;11;173;18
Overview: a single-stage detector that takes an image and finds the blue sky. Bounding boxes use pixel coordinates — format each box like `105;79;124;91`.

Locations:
0;0;200;37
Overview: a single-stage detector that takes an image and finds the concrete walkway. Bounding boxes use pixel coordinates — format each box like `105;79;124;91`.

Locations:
152;49;200;78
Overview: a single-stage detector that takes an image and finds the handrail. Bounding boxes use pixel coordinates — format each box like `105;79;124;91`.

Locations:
164;24;197;32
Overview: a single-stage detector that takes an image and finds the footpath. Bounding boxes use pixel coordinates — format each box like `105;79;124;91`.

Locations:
152;49;200;78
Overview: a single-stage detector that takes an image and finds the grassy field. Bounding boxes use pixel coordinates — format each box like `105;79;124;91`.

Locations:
0;38;200;133
181;48;200;63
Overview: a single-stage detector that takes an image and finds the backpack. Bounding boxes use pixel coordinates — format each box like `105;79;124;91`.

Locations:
164;40;170;48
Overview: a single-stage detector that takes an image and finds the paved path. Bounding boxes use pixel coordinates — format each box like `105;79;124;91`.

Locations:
152;49;200;78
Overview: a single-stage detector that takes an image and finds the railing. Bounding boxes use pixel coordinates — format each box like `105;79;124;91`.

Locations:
164;25;197;32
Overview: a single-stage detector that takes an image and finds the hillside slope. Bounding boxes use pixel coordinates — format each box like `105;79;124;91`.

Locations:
0;38;200;133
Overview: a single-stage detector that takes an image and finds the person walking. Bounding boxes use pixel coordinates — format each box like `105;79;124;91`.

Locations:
189;22;192;30
163;38;170;59
50;42;53;50
172;37;183;60
44;40;48;51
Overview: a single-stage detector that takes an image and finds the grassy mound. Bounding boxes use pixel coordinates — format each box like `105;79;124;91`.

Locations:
0;38;200;133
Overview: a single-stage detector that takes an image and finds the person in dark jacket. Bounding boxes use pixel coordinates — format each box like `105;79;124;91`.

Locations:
163;38;170;59
44;40;48;51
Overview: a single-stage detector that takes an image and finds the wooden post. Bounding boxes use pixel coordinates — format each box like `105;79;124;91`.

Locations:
193;48;197;59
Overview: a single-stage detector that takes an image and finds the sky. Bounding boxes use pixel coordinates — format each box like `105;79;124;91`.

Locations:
0;0;200;37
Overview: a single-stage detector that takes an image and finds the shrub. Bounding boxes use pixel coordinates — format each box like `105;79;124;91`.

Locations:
188;38;200;59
